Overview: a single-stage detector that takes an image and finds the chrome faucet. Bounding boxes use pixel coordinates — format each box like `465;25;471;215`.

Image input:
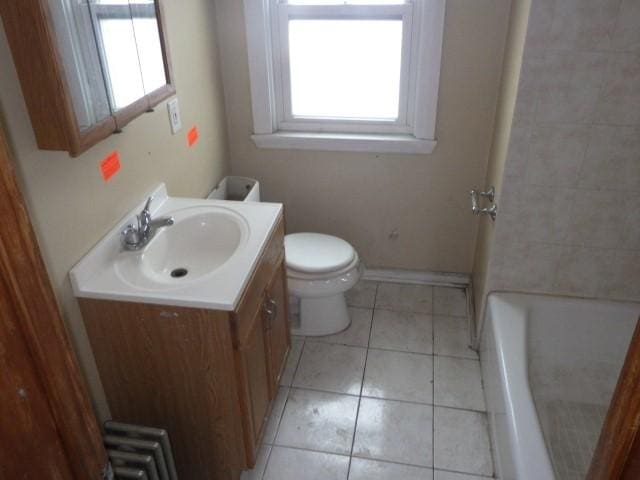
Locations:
121;196;174;251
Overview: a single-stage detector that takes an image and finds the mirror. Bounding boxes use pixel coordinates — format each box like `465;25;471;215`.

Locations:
47;0;171;129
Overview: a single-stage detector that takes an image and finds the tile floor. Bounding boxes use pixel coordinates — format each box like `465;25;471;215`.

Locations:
242;281;494;480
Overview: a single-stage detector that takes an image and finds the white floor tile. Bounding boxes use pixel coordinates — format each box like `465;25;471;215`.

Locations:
263;387;289;444
255;281;489;479
363;349;433;404
434;469;492;480
280;339;304;386
434;407;493;477
375;282;433;314
293;342;367;395
263;446;349;480
241;444;271;480
433;287;468;317
370;309;433;354
349;458;433;480
276;388;359;454
353;397;433;467
307;307;373;348
346;280;378;308
434;316;477;359
434;356;485;411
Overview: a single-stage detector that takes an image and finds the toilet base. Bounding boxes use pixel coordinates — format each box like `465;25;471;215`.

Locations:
291;293;351;336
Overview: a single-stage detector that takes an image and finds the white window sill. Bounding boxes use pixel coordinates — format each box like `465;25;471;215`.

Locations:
251;132;437;155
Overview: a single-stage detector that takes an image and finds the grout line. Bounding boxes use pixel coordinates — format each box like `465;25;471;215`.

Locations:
278;385;489;414
262;443;494;479
257;443;273;480
346;281;378;479
302;337;479;362
261;338;308;477
269;443;351;458
260;341;307;479
368;347;479;362
373;305;435;316
431;286;436;480
349;453;434;472
433;466;495;478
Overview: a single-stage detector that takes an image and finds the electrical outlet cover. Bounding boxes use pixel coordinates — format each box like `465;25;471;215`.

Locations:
167;98;182;134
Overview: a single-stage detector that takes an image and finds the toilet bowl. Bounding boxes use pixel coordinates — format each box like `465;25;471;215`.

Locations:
285;233;362;336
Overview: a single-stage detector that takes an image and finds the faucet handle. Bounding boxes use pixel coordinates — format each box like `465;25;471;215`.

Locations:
143;196;153;213
121;224;141;250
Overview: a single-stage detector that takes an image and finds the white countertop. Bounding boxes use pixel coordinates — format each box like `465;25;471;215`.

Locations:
70;184;283;311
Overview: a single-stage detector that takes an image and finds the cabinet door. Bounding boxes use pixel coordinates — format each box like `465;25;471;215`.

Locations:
235;306;271;466
264;258;291;394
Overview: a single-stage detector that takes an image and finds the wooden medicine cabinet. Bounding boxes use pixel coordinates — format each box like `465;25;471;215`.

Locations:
0;0;174;156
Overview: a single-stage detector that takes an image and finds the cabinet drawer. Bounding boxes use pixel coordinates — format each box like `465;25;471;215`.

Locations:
232;216;284;347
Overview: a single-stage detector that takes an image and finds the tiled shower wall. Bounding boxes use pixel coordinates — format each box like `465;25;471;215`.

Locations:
485;0;640;303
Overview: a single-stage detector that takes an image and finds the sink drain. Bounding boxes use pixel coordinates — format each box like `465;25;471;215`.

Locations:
170;268;188;278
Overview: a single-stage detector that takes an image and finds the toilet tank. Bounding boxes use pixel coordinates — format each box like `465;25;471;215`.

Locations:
207;176;260;202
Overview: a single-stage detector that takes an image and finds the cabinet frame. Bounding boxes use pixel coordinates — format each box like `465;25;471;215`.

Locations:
0;0;175;157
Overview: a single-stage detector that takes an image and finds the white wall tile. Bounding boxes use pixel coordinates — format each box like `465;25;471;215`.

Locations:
598;250;640;300
524;124;590;187
549;0;622;51
566;190;629;248
483;0;640;305
537;52;609;124
497;242;564;292
513;186;576;244
524;0;556;53
579;125;640;191
621;194;640;249
512;56;545;124
595;53;640;125
553;247;617;297
612;0;640;52
503;123;532;179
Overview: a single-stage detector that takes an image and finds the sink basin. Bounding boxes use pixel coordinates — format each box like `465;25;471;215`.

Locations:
115;206;249;289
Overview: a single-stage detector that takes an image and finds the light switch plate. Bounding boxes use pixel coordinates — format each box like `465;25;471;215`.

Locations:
167;98;182;134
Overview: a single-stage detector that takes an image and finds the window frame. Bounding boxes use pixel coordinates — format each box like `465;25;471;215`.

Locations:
243;0;446;154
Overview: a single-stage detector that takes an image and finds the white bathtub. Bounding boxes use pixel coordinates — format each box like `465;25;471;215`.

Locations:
480;293;640;480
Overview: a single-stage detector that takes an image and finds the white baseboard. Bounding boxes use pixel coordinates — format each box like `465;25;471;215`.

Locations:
362;268;470;287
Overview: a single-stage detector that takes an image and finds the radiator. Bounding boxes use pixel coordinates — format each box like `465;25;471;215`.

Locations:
103;421;178;480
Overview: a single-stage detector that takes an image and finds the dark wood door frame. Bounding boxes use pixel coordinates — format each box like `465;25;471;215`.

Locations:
588;317;640;479
0;121;107;477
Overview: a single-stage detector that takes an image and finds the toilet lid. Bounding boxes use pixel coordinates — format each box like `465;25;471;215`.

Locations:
285;233;356;274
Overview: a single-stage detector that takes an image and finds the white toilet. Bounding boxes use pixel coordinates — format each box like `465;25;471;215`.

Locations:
285;233;362;336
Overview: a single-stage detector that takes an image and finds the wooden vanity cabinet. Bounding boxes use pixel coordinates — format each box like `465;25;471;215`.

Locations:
79;216;290;480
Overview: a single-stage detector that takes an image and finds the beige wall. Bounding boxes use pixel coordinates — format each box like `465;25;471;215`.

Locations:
476;0;640;332
0;0;230;419
472;0;530;325
214;0;512;274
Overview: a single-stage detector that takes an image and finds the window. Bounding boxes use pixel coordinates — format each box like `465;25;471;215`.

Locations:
243;0;446;154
